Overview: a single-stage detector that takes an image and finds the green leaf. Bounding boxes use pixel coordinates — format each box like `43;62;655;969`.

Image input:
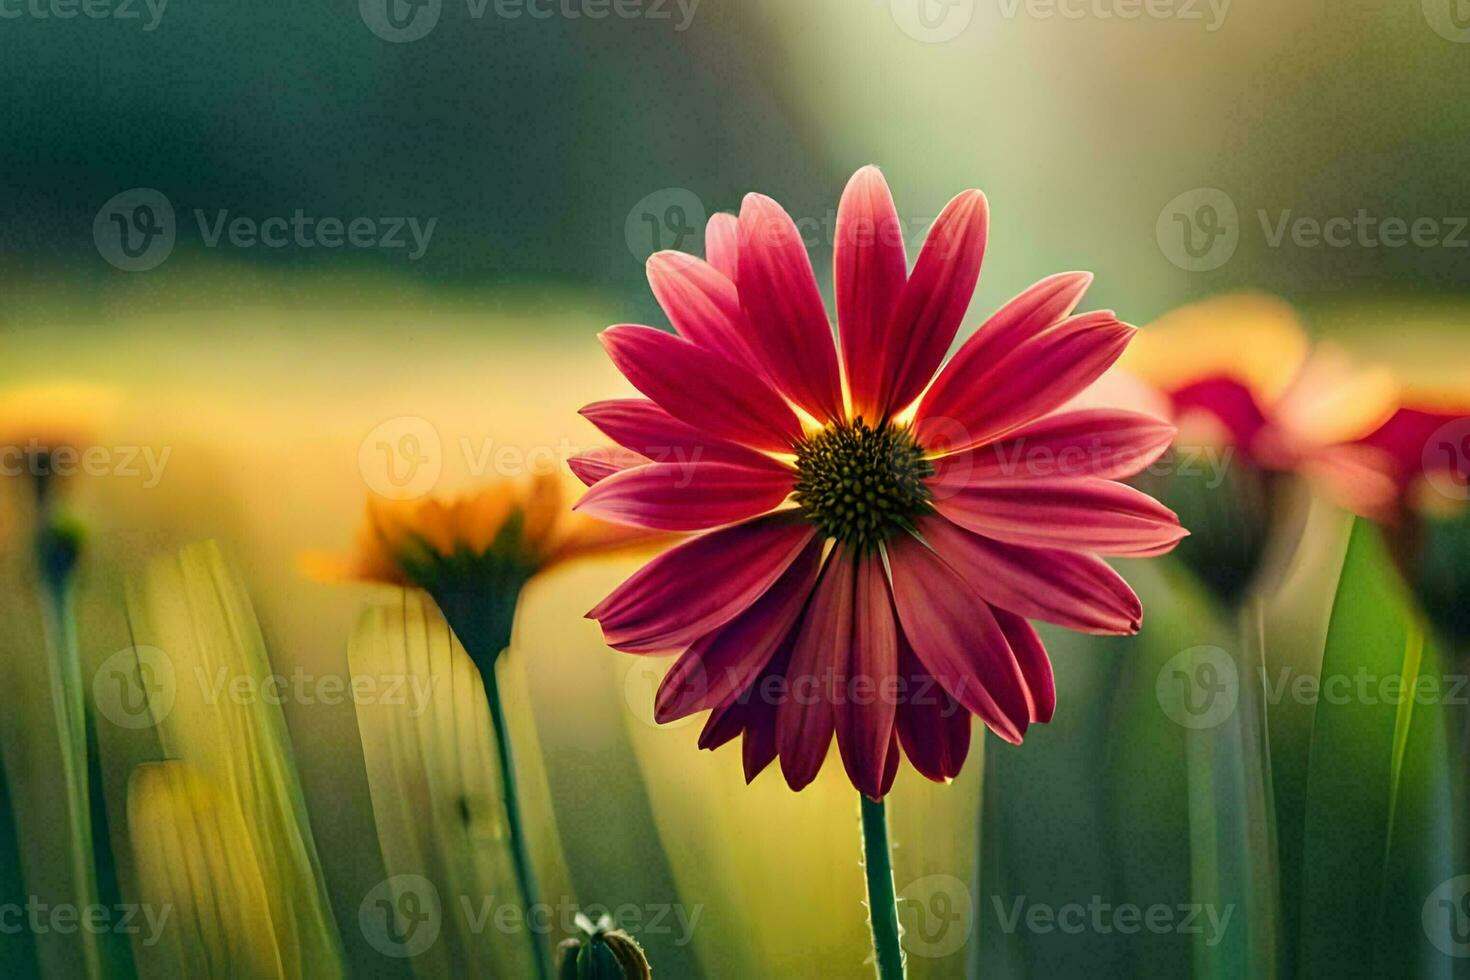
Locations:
348;588;569;977
124;541;345;979
1297;519;1461;976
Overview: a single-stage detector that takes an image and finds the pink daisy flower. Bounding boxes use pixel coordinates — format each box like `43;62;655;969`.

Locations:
573;167;1186;800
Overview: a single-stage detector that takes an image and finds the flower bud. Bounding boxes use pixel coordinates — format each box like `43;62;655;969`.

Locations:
556;913;652;979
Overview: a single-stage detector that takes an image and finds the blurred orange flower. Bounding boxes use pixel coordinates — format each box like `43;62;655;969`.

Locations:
303;473;660;590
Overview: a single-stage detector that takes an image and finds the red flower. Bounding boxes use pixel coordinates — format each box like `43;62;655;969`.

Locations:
575;168;1184;799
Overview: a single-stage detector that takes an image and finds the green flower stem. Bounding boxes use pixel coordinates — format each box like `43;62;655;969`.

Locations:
37;569;102;980
479;656;551;980
860;795;906;980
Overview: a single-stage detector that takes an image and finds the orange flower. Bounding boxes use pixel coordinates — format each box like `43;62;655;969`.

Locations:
304;473;659;591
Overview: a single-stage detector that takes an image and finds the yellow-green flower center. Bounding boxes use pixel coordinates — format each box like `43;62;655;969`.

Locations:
793;419;933;552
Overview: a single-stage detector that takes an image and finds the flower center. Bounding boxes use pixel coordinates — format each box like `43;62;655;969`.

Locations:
793;419;934;552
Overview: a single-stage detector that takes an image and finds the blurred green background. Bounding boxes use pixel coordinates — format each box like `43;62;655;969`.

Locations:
2;2;1469;979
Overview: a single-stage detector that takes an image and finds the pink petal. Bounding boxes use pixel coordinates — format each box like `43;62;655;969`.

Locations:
917;310;1136;452
924;272;1093;412
894;639;971;783
992;607;1055;724
1171;376;1271;452
705;213;740;283
697;696;747;752
777;546;855;791
742;699;781;783
589;513;816;653
655;542;823;722
574;460;794;531
601;325;804;453
835;552;899;800
646;251;764;375
878;734;900;798
737;193;844;422
740;646;787;783
696;634;793;785
568;449;644;487
930;409;1177;486
579;398;777;469
879;189;990;417
933;477;1187;556
885;534;1030;744
917;514;1142;635
835;166;909;421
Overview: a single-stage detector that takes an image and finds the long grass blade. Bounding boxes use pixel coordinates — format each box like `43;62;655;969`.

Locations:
126;761;284;978
124;541;344;978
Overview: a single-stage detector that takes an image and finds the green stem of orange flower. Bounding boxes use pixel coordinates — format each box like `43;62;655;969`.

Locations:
860;795;906;980
480;660;551;980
